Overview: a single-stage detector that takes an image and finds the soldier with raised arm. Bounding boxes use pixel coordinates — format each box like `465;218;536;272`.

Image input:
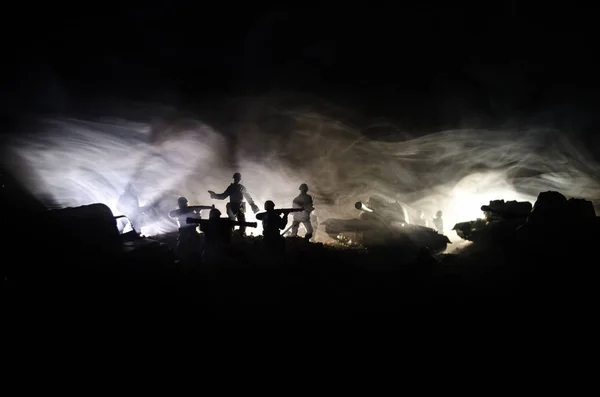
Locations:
208;172;259;236
289;183;315;240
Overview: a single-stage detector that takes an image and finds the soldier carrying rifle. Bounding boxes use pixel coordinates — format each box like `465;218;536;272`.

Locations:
187;207;257;265
256;200;302;254
168;196;212;265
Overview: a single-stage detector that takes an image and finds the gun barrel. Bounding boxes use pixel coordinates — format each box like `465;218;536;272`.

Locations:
354;201;374;212
188;205;214;211
233;221;258;228
186;217;257;228
276;208;303;213
170;205;213;218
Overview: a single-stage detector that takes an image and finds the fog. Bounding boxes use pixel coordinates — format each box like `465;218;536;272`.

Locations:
3;95;599;244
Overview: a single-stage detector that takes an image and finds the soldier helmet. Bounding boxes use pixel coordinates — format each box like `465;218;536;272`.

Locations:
209;207;221;219
178;196;188;206
233;172;241;181
264;200;275;210
299;183;308;192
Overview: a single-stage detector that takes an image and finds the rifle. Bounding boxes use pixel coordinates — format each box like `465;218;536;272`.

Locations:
186;217;257;228
169;205;214;218
255;208;303;221
276;208;303;215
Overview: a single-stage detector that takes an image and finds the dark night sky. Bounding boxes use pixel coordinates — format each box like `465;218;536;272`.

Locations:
3;3;599;132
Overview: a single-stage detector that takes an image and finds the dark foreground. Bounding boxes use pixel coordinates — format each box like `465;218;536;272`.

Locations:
3;170;598;319
5;230;596;318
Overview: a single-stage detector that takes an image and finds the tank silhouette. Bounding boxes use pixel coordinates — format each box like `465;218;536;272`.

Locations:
452;193;600;246
42;204;175;269
452;199;533;244
0;168;175;273
321;196;451;254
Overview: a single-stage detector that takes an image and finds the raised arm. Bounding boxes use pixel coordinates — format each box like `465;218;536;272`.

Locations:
208;185;231;200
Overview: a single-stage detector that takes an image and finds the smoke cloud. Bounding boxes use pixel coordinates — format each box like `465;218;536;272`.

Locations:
3;94;600;244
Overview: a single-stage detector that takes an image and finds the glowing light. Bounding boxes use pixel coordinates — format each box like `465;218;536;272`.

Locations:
427;172;535;243
140;223;163;237
3;97;599;250
445;240;473;254
245;213;264;237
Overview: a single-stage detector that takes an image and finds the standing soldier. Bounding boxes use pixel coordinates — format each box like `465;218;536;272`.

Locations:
415;211;428;227
256;200;291;254
186;207;257;266
208;172;259;236
432;210;444;234
289;183;314;240
168;196;209;265
116;183;142;231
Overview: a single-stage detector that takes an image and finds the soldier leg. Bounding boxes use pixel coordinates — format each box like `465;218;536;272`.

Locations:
197;232;205;263
303;220;314;240
226;203;236;220
278;235;286;254
177;228;201;267
289;220;300;237
237;210;246;235
175;234;182;257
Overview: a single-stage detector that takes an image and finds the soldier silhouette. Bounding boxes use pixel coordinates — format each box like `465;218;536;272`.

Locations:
116;183;159;232
186;207;257;266
116;183;142;231
415;210;427;227
256;200;288;254
169;197;203;227
168;196;204;265
289;183;314;240
432;210;444;233
208;172;259;236
197;207;234;266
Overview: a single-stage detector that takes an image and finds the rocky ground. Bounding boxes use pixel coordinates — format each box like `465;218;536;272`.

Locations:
4;186;598;317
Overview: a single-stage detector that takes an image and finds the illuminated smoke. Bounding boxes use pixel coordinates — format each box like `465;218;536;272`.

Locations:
2;95;600;244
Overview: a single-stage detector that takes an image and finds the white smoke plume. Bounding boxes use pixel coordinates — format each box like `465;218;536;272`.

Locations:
2;94;600;244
